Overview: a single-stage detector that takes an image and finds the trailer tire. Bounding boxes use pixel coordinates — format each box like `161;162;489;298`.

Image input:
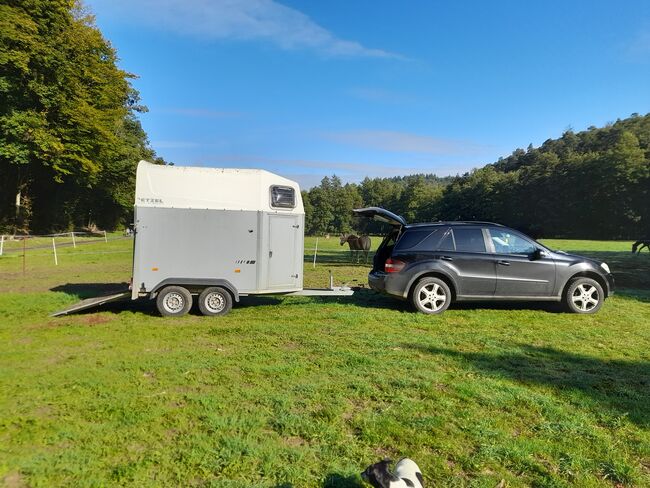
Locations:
156;286;192;317
198;287;232;316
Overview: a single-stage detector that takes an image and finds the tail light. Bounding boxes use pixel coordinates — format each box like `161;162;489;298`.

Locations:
385;258;406;273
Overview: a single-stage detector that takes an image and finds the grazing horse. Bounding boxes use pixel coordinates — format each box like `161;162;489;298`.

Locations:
340;234;371;263
632;239;650;253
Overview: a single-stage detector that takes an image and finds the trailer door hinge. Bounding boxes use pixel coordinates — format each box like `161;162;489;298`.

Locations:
291;274;299;278
292;224;300;229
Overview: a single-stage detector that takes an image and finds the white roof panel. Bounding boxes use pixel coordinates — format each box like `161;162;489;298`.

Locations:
134;160;304;213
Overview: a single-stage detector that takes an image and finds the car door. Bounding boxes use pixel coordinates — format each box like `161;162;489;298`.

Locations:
487;227;556;297
438;226;496;297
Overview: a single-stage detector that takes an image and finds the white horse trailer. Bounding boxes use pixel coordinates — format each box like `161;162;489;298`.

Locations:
52;160;353;317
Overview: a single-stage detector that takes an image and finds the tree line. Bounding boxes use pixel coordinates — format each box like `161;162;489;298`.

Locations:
0;0;164;234
304;113;650;239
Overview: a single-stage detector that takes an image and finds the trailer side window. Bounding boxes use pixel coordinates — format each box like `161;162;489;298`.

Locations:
270;185;296;209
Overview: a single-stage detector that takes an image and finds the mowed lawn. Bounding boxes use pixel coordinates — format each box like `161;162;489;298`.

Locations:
0;235;649;487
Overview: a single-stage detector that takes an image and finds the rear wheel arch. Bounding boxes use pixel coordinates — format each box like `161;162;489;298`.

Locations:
150;278;240;302
407;271;457;302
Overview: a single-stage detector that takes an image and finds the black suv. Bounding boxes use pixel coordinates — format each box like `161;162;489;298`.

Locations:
355;208;614;315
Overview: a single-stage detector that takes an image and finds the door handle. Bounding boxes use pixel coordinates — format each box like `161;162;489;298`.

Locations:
441;256;453;261
497;260;510;266
269;250;273;258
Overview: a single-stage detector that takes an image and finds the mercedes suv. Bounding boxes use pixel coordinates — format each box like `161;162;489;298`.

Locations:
354;208;614;315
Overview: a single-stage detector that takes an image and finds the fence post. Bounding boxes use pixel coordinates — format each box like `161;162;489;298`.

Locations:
71;231;76;248
103;230;108;243
312;237;319;269
52;238;58;266
0;235;3;256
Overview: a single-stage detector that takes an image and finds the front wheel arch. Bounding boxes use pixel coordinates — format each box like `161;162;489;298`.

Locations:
561;271;609;300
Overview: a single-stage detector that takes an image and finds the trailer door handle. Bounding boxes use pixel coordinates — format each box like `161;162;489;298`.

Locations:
269;250;273;258
441;256;453;261
497;260;510;266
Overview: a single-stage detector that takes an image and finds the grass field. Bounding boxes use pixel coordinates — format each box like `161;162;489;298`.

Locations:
1;235;649;487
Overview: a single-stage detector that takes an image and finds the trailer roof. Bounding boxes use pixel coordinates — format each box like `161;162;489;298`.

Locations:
135;160;304;213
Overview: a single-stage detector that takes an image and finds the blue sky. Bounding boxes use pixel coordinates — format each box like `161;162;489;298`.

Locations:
87;0;650;188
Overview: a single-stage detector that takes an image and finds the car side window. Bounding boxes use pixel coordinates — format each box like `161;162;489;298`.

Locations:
395;228;448;251
437;229;455;251
395;230;433;251
489;228;536;255
452;228;486;253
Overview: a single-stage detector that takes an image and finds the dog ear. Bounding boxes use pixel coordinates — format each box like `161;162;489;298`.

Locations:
361;460;395;488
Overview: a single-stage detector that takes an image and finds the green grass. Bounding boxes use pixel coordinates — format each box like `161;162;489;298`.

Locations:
1;236;649;487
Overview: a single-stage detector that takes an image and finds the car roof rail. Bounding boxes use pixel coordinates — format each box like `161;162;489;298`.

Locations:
408;220;505;227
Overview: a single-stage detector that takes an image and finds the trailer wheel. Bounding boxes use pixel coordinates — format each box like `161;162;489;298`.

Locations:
156;286;192;317
198;287;232;316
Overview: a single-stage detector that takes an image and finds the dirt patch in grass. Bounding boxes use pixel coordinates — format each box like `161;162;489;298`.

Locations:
283;435;308;447
2;471;27;488
81;314;112;326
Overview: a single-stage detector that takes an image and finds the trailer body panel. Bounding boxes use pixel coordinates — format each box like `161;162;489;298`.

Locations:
131;161;305;299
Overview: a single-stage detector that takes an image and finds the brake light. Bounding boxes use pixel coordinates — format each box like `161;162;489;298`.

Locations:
385;258;406;273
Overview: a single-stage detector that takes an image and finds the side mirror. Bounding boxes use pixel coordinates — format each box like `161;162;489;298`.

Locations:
531;248;545;260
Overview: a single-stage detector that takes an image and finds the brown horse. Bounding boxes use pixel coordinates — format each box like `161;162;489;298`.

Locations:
340;234;371;263
632;239;650;253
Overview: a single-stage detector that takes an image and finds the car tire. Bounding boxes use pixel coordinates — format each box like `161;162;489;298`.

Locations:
411;277;452;314
564;277;604;314
156;286;192;317
198;286;232;316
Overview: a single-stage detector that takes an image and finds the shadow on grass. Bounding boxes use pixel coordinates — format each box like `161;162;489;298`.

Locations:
405;343;650;427
47;285;584;316
616;289;650;303
306;249;376;267
51;282;129;299
561;249;650;290
272;473;363;488
322;473;365;487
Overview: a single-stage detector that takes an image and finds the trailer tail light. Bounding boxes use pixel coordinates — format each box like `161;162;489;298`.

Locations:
385;258;406;273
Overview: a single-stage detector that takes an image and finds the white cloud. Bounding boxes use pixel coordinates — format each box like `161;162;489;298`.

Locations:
156;108;243;118
325;130;488;155
94;0;400;59
188;154;475;188
151;140;201;149
625;28;650;61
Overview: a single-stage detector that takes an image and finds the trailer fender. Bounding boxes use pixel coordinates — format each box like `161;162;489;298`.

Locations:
150;278;240;302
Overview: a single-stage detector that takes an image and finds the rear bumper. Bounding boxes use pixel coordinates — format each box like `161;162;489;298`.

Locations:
368;270;409;299
368;270;387;293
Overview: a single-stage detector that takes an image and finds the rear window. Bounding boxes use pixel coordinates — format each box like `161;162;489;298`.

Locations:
395;228;447;251
452;228;486;253
270;185;295;209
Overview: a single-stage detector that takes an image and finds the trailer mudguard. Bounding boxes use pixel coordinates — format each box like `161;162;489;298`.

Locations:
150;278;240;302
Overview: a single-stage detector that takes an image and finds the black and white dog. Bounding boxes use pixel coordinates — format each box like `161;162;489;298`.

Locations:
361;458;424;488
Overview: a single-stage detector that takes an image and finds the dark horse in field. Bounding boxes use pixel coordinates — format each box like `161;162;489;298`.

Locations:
340;234;371;263
632;239;650;253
